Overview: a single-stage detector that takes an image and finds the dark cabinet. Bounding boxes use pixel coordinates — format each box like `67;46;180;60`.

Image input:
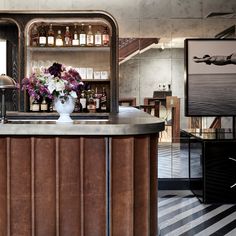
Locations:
153;90;172;99
186;129;236;203
204;142;236;203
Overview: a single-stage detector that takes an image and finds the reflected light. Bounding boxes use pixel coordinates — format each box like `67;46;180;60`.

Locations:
0;40;6;74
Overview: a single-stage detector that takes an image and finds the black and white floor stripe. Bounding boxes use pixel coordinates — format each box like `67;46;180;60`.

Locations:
158;190;236;236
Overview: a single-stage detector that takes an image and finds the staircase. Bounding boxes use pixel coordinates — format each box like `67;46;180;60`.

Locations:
119;38;159;63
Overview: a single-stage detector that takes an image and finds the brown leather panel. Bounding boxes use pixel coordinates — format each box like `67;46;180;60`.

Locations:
0;138;7;236
83;137;106;236
134;136;150;236
10;137;32;236
0;135;158;236
34;137;56;235
111;137;134;236
150;135;158;236
59;137;81;236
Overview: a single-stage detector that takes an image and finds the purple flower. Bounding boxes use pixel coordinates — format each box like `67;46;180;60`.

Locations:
48;62;63;77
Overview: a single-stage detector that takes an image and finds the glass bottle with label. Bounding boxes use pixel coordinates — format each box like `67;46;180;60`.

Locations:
86;25;94;46
31;25;39;46
55;30;63;46
102;27;110;46
74;98;82;112
64;26;72;46
80;91;87;112
100;87;107;112
87;94;96;113
40;98;48;112
79;23;86;46
72;24;79;46
47;24;55;46
94;30;102;46
39;24;47;47
31;100;40;112
94;87;100;111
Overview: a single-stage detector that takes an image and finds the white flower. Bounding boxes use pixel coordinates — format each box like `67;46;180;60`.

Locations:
55;80;65;92
69;90;77;98
47;80;56;94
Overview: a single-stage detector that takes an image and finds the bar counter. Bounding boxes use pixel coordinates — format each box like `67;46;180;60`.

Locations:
0;107;164;236
2;107;165;135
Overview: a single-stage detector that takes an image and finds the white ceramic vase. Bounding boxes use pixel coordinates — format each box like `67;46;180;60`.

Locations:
54;95;75;123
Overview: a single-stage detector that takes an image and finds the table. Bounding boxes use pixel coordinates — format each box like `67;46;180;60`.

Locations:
182;128;236;203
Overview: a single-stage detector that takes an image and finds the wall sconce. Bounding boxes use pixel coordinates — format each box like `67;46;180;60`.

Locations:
0;74;17;123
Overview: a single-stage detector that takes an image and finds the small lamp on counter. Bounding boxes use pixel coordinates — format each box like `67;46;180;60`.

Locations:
0;74;17;123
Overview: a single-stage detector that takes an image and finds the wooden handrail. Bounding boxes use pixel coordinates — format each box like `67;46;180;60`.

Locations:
119;38;159;62
209;117;221;129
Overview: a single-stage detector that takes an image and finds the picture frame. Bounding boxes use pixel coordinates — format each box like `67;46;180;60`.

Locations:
185;38;236;116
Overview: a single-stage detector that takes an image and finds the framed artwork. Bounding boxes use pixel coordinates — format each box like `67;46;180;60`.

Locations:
185;38;236;116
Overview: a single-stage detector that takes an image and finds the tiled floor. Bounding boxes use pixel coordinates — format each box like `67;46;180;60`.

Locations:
158;190;236;236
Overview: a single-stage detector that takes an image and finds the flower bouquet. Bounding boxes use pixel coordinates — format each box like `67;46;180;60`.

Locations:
22;62;84;102
22;62;84;122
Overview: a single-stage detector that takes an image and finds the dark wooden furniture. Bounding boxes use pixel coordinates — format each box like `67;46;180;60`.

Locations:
138;100;160;117
119;97;136;106
183;128;236;203
0;11;119;113
144;95;180;142
167;96;180;143
152;90;172;99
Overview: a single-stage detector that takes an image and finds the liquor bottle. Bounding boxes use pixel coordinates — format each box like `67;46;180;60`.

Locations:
94;29;102;46
31;100;40;112
102;27;110;46
94;87;100;111
64;26;72;46
100;87;108;112
39;24;47;47
86;25;94;46
31;25;39;46
79;23;86;46
87;94;96;113
47;24;55;46
72;24;79;46
55;30;63;46
40;98;48;112
80;91;87;112
73;98;82;112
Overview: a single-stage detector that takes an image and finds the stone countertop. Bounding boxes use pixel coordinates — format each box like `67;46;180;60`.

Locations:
0;107;165;136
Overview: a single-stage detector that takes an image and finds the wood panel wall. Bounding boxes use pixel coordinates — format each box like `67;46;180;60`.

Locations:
0;135;158;236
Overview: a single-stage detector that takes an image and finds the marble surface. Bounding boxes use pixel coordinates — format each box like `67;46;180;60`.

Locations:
0;107;165;136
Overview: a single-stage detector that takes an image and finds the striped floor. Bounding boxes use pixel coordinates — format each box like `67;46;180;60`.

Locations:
158;190;236;236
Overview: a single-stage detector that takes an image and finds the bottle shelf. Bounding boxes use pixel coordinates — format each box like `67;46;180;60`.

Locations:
82;79;110;82
28;46;110;52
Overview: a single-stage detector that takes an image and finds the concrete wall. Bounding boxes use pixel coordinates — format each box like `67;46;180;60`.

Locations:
1;0;236;128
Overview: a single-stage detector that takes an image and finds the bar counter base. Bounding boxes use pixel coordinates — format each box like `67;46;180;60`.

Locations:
0;134;158;236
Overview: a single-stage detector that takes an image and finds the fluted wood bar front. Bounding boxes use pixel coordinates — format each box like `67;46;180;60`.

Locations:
0;107;164;236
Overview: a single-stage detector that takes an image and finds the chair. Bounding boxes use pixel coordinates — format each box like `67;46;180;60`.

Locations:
137;100;160;117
